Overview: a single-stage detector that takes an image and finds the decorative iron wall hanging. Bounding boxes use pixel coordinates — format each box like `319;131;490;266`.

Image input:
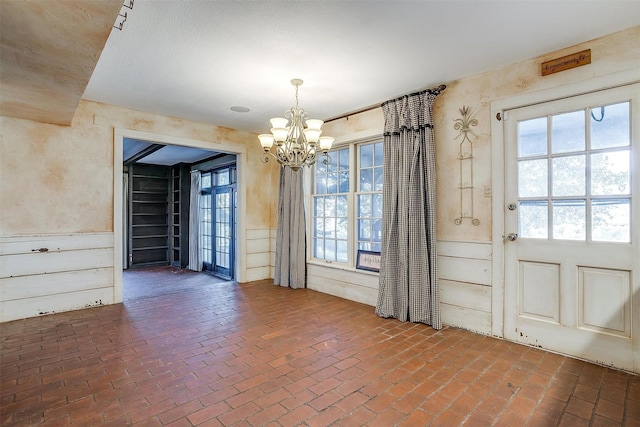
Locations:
454;105;480;226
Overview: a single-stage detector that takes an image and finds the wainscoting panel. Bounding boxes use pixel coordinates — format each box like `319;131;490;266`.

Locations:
438;240;492;335
0;233;115;322
307;263;378;307
245;228;272;282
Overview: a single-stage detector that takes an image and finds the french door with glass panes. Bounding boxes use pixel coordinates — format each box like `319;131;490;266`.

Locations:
200;167;236;279
504;84;639;372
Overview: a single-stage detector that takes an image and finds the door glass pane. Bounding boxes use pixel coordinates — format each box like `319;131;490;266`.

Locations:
592;199;630;243
552;110;585;153
552;155;585;196
591;150;630;195
518;159;547;197
200;193;212;265
519;201;548;239
518;117;547;157
553;200;585;240
591;102;630;149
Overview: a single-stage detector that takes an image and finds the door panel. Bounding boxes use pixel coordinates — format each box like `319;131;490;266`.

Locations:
504;83;639;372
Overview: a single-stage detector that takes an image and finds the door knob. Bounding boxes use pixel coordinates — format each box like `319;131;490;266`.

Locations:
506;233;518;241
508;203;517;210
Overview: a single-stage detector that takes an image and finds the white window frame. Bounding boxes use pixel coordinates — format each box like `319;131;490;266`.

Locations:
306;136;383;271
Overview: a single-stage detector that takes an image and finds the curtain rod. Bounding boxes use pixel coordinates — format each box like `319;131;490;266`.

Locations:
324;84;446;124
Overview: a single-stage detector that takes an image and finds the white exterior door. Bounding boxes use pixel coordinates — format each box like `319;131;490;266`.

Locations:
504;84;639;373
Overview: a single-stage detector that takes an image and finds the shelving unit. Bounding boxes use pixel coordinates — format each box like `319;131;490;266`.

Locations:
170;164;190;268
129;164;170;267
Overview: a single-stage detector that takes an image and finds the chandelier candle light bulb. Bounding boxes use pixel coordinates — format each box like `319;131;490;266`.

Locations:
258;79;334;170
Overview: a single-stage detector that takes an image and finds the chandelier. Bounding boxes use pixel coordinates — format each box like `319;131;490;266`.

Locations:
258;79;334;171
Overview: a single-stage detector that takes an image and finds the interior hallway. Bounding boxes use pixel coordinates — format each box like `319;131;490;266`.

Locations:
1;268;638;426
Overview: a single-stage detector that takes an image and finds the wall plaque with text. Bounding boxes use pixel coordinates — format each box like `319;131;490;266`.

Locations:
541;49;591;76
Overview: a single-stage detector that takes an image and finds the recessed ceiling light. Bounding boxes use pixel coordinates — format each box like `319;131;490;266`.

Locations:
230;106;250;113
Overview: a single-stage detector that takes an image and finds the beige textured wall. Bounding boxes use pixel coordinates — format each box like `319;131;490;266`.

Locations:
323;26;640;243
0;100;278;236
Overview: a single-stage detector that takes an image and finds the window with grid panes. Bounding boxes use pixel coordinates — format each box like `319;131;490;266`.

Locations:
357;142;383;252
311;140;383;266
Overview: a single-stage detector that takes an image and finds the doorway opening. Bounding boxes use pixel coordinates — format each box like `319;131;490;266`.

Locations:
122;137;236;278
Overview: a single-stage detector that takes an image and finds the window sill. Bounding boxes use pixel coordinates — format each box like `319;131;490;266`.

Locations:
306;259;380;277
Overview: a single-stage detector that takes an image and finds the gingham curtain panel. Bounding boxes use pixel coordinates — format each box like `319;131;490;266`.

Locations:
375;89;441;329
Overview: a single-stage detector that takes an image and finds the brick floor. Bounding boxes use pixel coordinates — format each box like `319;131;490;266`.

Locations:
1;267;638;426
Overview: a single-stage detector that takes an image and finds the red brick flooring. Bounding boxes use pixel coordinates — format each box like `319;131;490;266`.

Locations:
1;267;638;426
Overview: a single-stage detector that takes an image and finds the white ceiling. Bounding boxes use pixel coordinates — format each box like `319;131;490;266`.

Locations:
84;1;639;135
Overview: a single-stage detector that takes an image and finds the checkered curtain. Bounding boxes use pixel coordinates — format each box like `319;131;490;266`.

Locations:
375;90;441;329
274;166;306;289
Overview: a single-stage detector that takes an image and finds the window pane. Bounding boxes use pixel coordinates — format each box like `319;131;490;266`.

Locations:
592;199;630;243
372;219;382;242
339;149;350;170
327;172;338;193
336;218;348;240
553;200;585;240
360;169;373;192
374;168;384;191
359;219;371;240
339;171;349;193
552;155;585;196
314;218;324;238
374;142;384;166
360;144;373;168
591;102;630;149
324;218;336;238
316;161;327;174
336;195;348;217
552;110;585;153
337;240;348;262
324;240;336;261
591;150;630;195
314;238;324;258
324;196;335;217
373;194;383;218
358;194;372;217
519;200;548;239
518;117;547;157
216;169;230;185
201;173;212;188
518;159;547;197
314;198;324;218
315;175;327;194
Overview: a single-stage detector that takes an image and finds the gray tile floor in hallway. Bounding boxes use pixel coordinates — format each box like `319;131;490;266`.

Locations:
1;266;638;426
